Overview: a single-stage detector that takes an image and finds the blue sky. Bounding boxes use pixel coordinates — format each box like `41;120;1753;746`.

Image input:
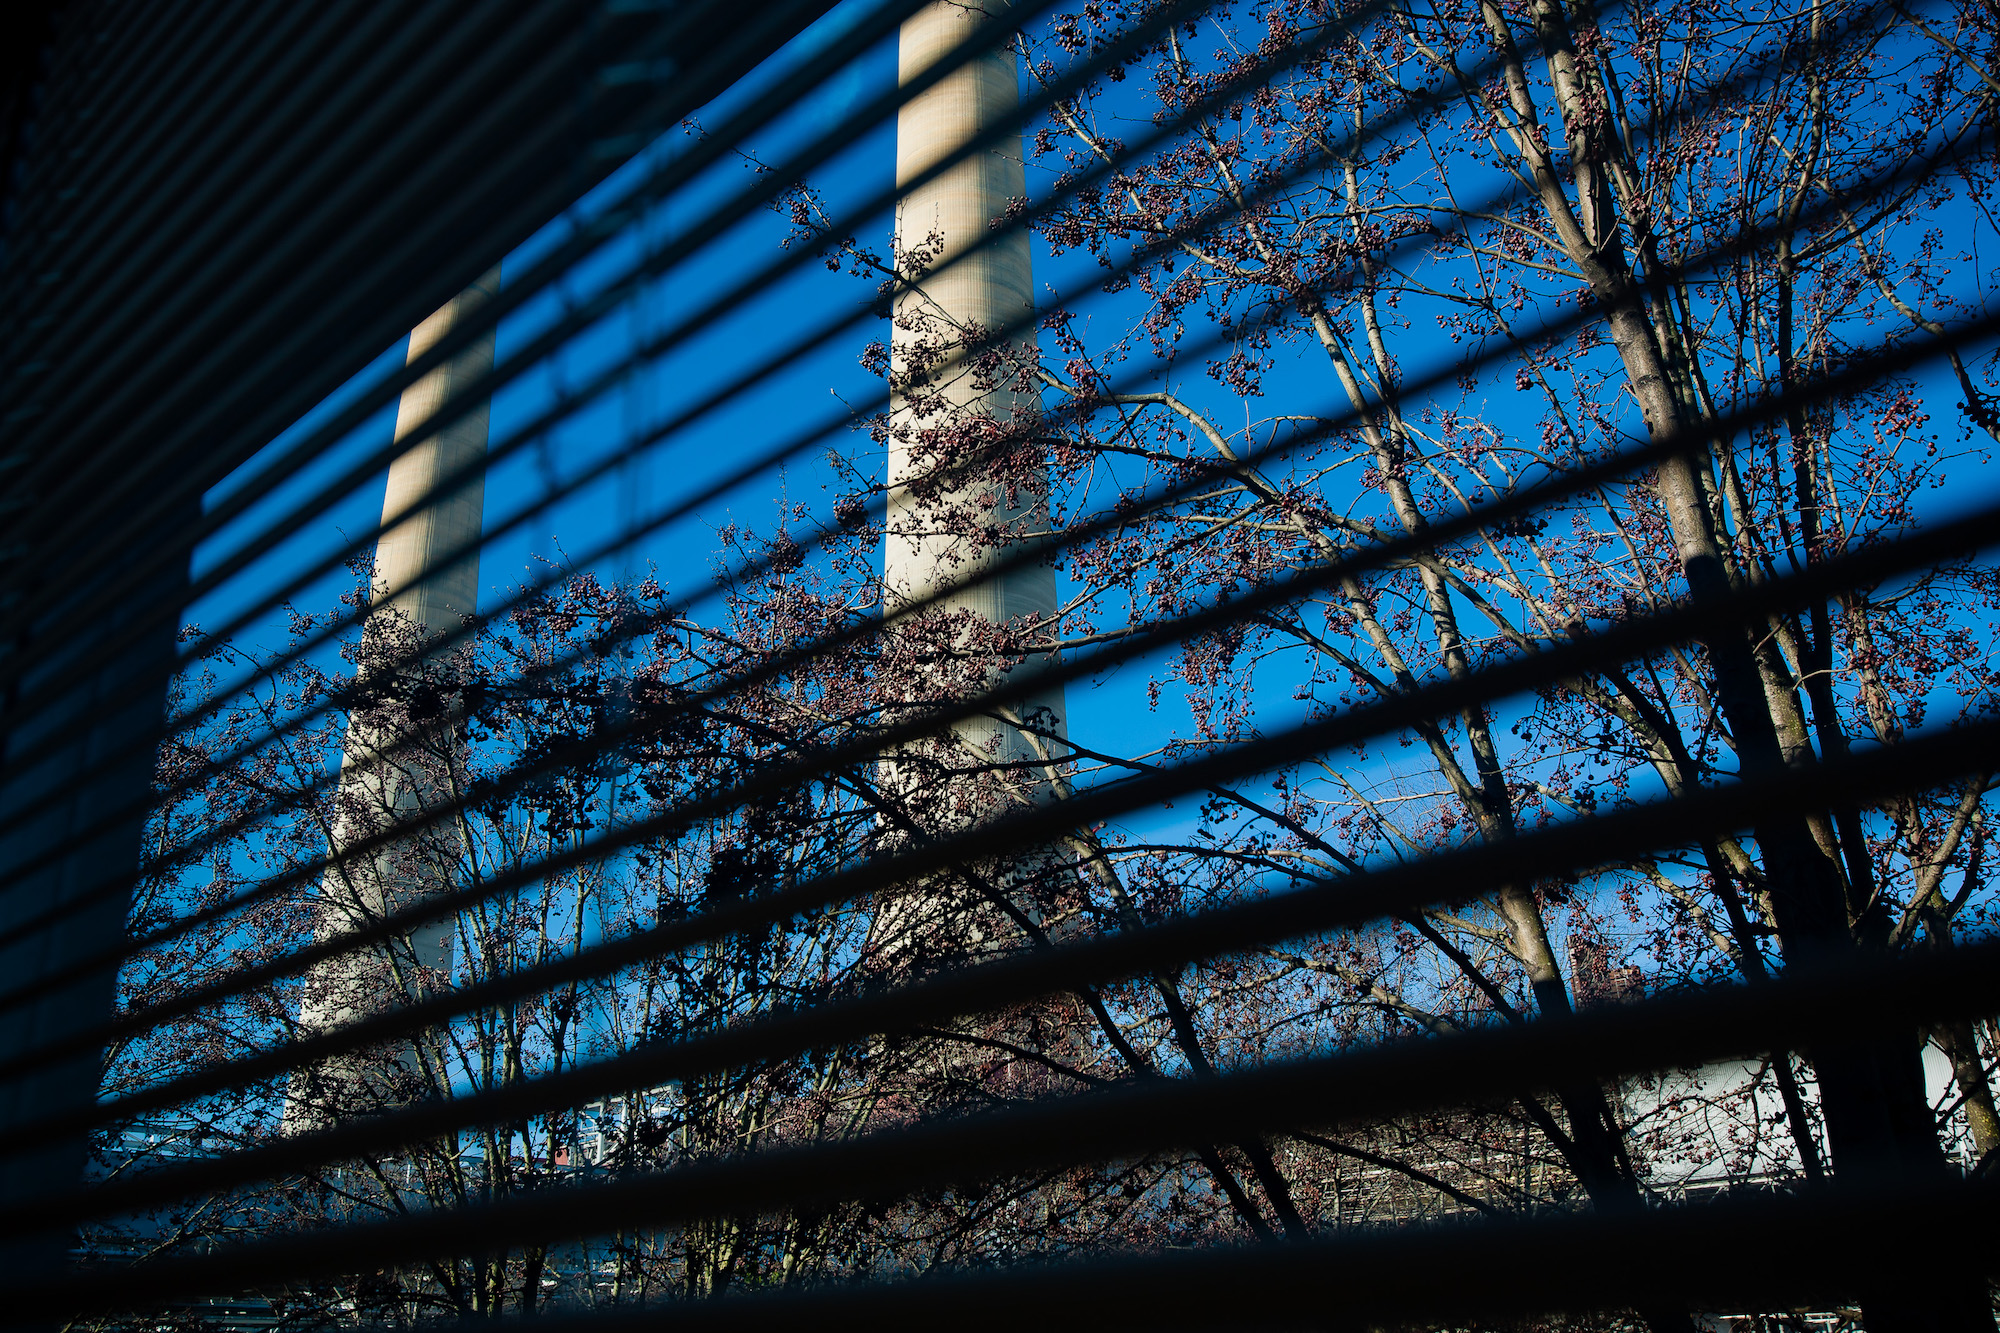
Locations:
180;0;2000;881
181;0;1202;805
190;3;902;666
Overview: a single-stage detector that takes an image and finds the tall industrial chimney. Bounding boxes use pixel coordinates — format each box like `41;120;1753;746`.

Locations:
286;272;499;1132
878;2;1069;970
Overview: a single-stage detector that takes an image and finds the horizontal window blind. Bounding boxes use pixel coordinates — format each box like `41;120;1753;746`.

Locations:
2;0;1996;1330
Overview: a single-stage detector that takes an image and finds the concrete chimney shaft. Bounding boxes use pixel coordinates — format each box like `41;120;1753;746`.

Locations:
286;272;498;1131
886;0;1066;787
374;276;499;633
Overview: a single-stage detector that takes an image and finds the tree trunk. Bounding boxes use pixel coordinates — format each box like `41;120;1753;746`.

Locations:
1508;1;1985;1324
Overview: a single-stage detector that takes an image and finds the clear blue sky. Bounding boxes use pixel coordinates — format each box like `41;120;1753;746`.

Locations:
188;3;903;686
182;0;1999;863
